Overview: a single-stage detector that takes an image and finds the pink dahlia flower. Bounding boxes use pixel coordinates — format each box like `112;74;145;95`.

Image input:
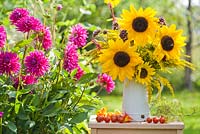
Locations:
0;51;20;75
97;73;115;93
16;16;43;33
0;111;3;118
0;26;7;48
63;43;78;72
9;8;29;25
22;75;37;85
57;4;63;11
38;27;52;50
69;24;88;48
75;66;84;80
12;75;37;89
12;76;19;89
25;50;49;77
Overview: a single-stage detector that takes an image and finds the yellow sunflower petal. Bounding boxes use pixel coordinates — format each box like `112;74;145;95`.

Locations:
118;5;159;46
99;39;142;82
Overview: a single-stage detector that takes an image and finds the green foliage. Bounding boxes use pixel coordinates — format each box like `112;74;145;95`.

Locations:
0;0;104;134
150;97;184;122
0;71;102;134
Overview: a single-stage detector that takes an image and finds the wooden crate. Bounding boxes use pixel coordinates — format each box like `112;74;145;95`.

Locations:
89;115;184;134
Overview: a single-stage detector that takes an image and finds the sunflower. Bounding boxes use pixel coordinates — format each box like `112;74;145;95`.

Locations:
135;63;155;85
99;39;143;82
118;5;158;46
104;0;120;8
153;24;186;61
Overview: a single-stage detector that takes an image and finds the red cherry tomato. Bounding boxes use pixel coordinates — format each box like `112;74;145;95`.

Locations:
118;115;125;123
159;117;166;124
153;117;159;124
104;116;111;123
111;115;117;123
146;117;152;123
96;115;104;122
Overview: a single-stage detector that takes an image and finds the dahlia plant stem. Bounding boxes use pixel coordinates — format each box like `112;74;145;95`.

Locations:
0;118;2;134
50;0;56;46
95;87;103;97
55;59;62;84
72;88;85;109
17;32;29;90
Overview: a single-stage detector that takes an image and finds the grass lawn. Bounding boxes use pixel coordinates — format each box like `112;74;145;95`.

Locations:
101;90;200;134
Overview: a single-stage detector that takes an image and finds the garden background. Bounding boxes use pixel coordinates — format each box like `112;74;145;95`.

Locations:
0;0;200;134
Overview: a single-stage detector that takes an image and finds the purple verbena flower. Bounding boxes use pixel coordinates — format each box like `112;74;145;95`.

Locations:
22;75;37;85
0;26;7;48
9;8;29;25
68;24;88;48
0;112;3;118
63;43;78;72
38;27;52;50
75;66;84;80
0;51;20;75
25;50;49;77
16;16;43;33
97;73;115;93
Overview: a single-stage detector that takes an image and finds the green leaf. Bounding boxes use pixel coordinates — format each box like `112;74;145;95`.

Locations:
70;68;78;78
17;106;29;120
53;49;62;58
63;124;73;134
28;106;37;112
78;73;98;84
18;89;30;95
70;112;88;123
42;102;61;117
79;105;96;110
80;8;91;15
7;91;16;98
7;121;17;133
52;91;68;100
25;120;35;129
15;38;33;48
31;94;40;106
15;102;21;114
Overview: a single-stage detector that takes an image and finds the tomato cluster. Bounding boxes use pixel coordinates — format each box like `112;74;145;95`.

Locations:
96;113;132;123
95;107;132;123
146;116;166;124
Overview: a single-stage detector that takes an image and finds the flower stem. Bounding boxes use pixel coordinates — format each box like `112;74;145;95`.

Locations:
0;118;2;134
94;87;103;97
73;88;85;109
108;3;116;23
17;32;29;90
55;59;62;84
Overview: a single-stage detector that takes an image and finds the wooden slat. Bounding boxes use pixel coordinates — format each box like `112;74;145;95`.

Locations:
89;115;184;130
97;129;177;134
89;115;184;134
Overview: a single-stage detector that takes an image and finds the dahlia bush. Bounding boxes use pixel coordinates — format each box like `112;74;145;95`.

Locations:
0;3;115;134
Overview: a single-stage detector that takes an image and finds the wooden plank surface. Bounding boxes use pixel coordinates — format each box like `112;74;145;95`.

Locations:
89;115;184;130
97;129;178;134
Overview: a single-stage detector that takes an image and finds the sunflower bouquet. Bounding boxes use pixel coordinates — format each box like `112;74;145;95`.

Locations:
86;0;193;101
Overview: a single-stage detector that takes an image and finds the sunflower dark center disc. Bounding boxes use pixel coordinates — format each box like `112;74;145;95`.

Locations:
161;35;174;51
114;51;130;67
132;17;148;32
140;68;148;78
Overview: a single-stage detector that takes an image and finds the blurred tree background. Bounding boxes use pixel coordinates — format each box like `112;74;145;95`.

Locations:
0;0;200;133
